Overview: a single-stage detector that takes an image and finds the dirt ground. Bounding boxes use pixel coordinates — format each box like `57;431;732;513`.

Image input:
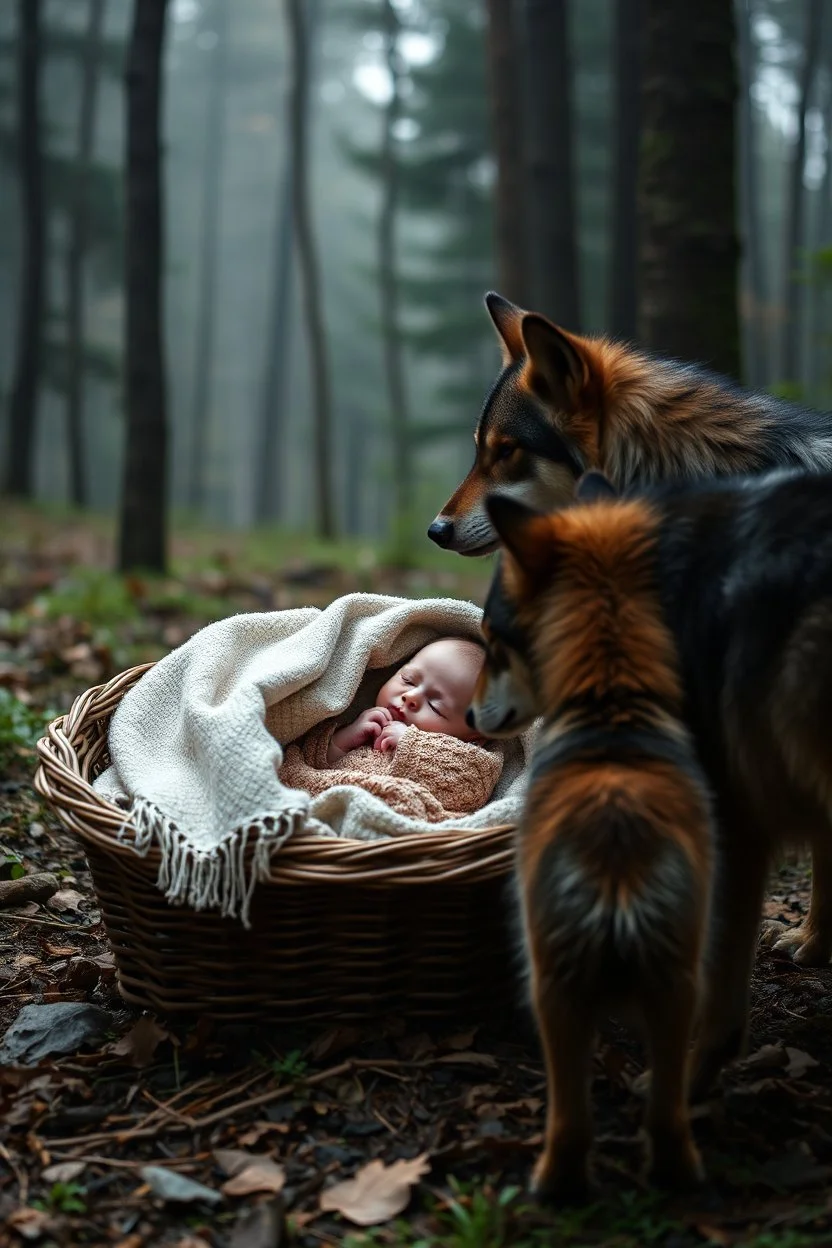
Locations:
2;508;832;1248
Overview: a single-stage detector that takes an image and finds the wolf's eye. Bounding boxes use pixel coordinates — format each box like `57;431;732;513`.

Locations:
494;442;516;462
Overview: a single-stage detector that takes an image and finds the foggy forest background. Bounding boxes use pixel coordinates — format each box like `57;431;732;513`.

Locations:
1;0;831;562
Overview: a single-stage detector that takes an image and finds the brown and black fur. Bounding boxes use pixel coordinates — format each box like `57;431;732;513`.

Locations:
469;492;714;1202
428;292;832;555
475;468;832;1128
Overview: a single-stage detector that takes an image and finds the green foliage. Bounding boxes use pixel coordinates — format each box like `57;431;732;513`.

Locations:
33;1182;88;1215
0;690;56;769
37;568;139;627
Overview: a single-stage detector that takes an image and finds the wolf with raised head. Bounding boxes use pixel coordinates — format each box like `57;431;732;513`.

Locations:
428;292;832;555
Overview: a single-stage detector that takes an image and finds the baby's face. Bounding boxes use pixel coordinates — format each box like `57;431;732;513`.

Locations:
376;639;484;740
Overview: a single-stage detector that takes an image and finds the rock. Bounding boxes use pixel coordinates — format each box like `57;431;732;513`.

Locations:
0;873;59;909
139;1166;222;1206
0;1002;113;1065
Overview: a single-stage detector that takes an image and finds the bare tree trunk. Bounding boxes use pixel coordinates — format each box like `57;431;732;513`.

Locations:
485;0;528;304
809;85;832;395
66;0;105;508
254;165;293;524
6;0;45;498
736;0;768;387
781;0;823;384
638;0;741;378
379;0;411;541
608;0;641;341
187;0;229;512
521;0;580;327
118;0;169;572
286;0;334;540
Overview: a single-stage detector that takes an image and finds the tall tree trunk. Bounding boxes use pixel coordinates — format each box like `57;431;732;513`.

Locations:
379;0;411;542
608;0;641;341
781;0;823;385
484;0;528;304
118;0;169;572
736;0;768;387
187;0;229;512
286;0;334;540
66;0;105;508
638;0;741;378
254;164;293;524
809;86;832;396
521;0;580;327
6;0;45;498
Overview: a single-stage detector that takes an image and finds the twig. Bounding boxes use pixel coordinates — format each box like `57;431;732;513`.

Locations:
44;1056;435;1150
2;913;97;931
0;1142;28;1207
42;1151;204;1171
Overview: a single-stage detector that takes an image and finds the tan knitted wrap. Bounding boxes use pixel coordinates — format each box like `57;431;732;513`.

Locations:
281;721;504;823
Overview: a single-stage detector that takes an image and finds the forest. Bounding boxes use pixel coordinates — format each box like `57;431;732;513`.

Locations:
3;1;832;1247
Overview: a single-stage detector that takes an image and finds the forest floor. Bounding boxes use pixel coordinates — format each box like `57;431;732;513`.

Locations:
2;504;832;1248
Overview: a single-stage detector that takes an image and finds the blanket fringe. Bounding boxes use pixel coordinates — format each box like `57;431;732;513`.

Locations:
119;797;306;928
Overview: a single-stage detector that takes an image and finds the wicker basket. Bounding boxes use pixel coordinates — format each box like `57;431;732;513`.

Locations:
34;664;520;1024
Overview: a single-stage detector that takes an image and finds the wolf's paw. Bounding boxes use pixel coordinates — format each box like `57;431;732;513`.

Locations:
771;921;832;966
530;1153;593;1207
648;1138;704;1193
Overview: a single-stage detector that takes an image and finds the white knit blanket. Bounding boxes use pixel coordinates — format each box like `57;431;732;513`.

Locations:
93;593;534;927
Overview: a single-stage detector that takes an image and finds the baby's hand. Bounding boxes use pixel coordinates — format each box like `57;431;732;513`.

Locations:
329;708;392;762
375;720;407;754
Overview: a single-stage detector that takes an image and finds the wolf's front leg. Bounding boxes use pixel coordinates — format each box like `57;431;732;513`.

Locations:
772;837;832;965
689;834;769;1100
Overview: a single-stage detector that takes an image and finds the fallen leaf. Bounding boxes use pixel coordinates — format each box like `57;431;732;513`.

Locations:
42;1160;85;1183
319;1154;430;1226
140;1165;222;1205
784;1047;820;1079
47;888;85;913
108;1017;172;1068
741;1043;785;1070
222;1158;286;1197
42;943;78;957
7;1208;53;1241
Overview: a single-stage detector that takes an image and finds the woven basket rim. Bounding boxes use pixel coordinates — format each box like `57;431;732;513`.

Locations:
34;662;516;887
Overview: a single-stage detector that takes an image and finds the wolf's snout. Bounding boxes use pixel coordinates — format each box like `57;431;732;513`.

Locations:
428;517;454;548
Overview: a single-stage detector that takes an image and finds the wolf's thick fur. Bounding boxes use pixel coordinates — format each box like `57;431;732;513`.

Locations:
476;468;832;1123
471;494;714;1201
428;292;832;555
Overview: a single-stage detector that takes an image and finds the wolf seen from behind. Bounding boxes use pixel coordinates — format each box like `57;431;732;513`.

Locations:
467;486;714;1202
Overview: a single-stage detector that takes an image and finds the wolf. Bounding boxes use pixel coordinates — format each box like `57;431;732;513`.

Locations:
468;487;714;1201
471;468;832;1112
428;292;832;555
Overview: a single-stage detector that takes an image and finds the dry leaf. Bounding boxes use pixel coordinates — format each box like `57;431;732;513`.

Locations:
319;1154;430;1226
48;888;85;913
109;1017;172;1068
43;943;78;957
43;1160;85;1183
222;1159;286;1197
214;1148;256;1177
784;1047;820;1079
7;1208;53;1240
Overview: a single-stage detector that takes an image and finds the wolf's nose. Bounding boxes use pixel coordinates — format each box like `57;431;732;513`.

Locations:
465;708;475;728
428;517;454;548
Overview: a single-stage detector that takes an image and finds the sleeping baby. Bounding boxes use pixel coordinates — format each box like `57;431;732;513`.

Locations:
279;637;503;822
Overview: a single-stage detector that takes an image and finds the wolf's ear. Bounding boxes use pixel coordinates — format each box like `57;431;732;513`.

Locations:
486;494;555;582
520;314;586;412
485;291;526;365
575;471;618;504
